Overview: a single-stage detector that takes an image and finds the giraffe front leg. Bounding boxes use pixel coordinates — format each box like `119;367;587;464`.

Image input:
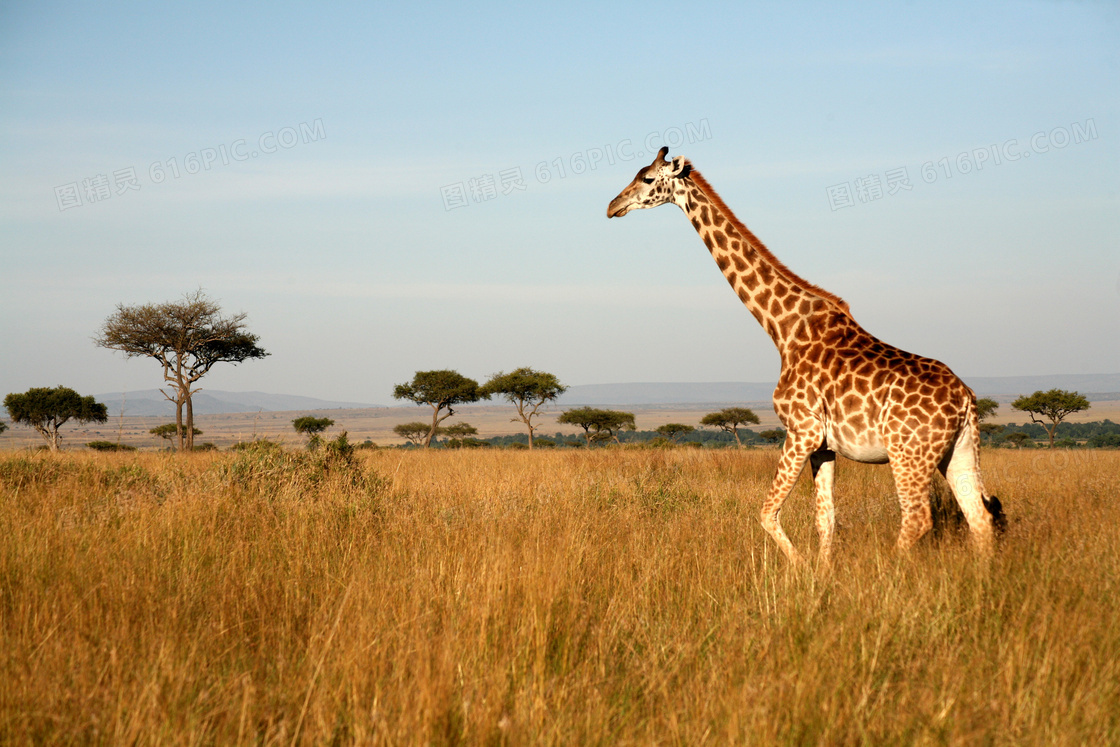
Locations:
810;449;837;567
759;427;823;566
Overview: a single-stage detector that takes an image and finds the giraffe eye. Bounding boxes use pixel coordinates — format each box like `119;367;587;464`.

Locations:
642;177;654;184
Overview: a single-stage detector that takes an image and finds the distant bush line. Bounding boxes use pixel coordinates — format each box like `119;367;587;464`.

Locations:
989;420;1120;448
439;421;1120;450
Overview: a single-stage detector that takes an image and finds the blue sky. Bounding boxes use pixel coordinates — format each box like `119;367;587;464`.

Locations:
2;1;1117;405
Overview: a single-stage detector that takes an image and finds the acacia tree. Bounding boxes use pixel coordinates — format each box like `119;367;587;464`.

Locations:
596;410;635;445
151;423;201;444
657;423;695;443
95;291;268;452
976;397;999;421
442;422;478;439
975;397;1003;443
759;429;786;445
557;407;635;447
393;421;434;447
1012;389;1091;448
4;386;108;451
700;407;760;447
442;422;479;448
481;367;566;449
392;370;487;447
292;416;335;450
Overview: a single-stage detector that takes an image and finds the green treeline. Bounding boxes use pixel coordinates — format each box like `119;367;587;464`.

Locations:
433;421;1120;450
989;420;1120;448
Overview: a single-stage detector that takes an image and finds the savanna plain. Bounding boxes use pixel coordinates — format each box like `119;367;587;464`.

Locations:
2;444;1118;745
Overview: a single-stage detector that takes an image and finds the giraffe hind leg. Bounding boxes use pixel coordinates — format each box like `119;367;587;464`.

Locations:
889;455;936;551
810;449;837;567
759;427;824;565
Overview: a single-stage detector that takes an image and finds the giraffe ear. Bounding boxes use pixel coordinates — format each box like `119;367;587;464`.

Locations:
670;157;692;178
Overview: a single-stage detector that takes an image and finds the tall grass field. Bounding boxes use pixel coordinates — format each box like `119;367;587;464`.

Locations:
2;445;1118;744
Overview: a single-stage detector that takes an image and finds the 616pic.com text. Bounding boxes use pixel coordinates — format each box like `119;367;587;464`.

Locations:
54;119;326;212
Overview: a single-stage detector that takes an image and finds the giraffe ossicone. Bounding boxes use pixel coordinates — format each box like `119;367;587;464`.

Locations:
608;148;1005;565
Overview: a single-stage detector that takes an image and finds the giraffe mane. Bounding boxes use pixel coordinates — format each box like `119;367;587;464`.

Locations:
686;167;850;312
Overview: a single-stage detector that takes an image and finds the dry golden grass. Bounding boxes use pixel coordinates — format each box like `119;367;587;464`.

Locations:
2;445;1119;744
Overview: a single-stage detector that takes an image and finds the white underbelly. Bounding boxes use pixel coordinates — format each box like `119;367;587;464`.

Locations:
826;426;889;464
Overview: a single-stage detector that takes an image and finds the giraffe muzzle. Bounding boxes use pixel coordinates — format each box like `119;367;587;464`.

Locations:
606;195;630;218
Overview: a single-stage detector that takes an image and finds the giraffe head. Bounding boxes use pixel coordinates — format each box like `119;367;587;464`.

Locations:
607;146;693;218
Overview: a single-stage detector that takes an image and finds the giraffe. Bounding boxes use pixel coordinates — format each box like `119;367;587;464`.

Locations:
607;147;1005;565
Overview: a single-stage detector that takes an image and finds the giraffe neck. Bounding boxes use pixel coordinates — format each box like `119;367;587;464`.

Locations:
671;170;848;350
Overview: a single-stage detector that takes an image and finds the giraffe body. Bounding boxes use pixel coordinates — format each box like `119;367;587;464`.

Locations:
608;148;1004;565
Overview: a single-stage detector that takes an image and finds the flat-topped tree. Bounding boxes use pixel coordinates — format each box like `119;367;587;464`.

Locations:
596;410;635;445
481;367;566;449
393;421;434;447
1012;389;1090;448
442;422;480;448
95;290;268;452
657;423;695;443
442;422;478;439
392;370;487;448
4;386;108;451
700;407;760;448
292;416;335;450
151;423;202;444
557;408;599;447
558;407;635;447
293;416;334;435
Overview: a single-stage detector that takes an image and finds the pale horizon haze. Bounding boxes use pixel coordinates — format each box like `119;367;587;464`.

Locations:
2;2;1118;406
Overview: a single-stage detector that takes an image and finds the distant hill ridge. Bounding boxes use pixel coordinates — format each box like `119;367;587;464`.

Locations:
73;374;1120;416
90;390;380;417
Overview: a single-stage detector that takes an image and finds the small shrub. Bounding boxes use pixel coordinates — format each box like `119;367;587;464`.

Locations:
230;439;282;452
445;438;489;449
322;431;355;461
218;431;385;500
86;441;138;452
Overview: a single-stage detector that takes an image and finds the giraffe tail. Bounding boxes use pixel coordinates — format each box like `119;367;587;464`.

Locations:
964;393;1008;536
983;494;1007;535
